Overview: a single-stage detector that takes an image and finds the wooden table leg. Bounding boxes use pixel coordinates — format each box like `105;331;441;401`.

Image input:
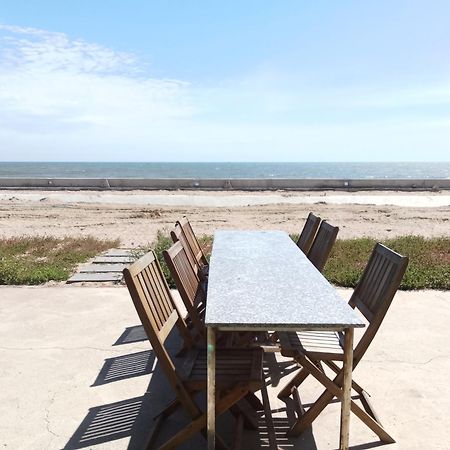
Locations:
339;327;354;450
207;326;216;450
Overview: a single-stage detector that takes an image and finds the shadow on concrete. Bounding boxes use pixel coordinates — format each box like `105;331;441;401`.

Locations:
64;358;178;449
91;350;155;386
113;325;148;346
264;353;299;388
63;396;150;449
66;328;321;449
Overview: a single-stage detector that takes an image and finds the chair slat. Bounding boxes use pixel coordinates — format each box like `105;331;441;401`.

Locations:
171;225;200;277
148;263;171;321
142;267;166;328
297;212;321;254
136;272;163;331
164;241;206;338
176;217;209;267
307;221;339;272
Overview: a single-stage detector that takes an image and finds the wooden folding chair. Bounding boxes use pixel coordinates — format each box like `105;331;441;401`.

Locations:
277;243;408;443
123;251;264;449
307;220;339;272
176;217;209;276
170;224;202;280
163;241;207;341
296;212;321;254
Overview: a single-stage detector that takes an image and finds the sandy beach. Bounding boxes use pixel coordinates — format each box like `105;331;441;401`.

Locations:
1;189;449;247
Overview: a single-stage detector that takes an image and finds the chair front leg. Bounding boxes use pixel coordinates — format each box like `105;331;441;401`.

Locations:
158;386;250;450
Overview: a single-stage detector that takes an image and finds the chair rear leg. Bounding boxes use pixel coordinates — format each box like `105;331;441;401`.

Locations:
286;357;396;443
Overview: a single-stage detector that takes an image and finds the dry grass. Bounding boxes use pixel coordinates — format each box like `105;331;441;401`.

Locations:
150;232;450;291
0;236;120;285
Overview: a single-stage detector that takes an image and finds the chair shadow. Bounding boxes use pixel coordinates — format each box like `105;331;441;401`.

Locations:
68;327;388;449
91;350;155;386
113;325;148;346
65;327;205;450
264;353;299;387
257;398;318;449
63;396;148;449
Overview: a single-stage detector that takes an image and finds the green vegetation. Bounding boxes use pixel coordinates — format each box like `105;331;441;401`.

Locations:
151;232;449;291
0;236;119;285
325;236;450;290
142;229;212;289
4;232;446;289
152;229;175;288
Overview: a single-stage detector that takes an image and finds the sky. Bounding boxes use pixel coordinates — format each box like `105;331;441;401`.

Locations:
0;0;449;162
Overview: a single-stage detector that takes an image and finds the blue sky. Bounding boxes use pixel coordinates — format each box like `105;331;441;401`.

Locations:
0;1;449;162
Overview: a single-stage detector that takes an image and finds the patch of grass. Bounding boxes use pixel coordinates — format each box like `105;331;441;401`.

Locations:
0;236;119;285
324;236;450;290
152;229;175;288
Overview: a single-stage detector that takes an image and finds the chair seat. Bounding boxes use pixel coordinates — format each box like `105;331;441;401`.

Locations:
278;330;345;361
184;348;264;391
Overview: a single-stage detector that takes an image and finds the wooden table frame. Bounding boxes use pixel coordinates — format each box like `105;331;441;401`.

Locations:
205;231;364;450
207;326;354;450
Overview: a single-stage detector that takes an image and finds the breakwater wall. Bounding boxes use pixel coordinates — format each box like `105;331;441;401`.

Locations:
0;177;449;191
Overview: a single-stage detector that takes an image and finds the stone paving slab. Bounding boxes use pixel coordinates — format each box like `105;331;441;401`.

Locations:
80;264;128;273
67;272;123;283
67;248;134;284
103;249;134;257
93;257;135;264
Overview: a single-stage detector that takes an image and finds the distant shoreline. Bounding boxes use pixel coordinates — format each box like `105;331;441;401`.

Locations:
0;177;449;191
1;188;449;246
2;188;450;208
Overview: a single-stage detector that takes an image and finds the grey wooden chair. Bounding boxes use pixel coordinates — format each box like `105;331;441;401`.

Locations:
296;212;321;254
307;220;339;272
277;243;408;443
163;241;206;341
123;250;264;449
176;217;209;275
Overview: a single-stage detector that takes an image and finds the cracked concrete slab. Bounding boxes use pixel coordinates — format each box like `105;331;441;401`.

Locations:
0;286;449;449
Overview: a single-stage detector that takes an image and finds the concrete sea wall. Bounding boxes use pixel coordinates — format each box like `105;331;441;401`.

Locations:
0;177;449;191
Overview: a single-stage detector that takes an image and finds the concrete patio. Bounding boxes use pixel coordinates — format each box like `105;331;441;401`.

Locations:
0;285;449;449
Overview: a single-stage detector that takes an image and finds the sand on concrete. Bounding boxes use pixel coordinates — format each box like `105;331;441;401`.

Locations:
1;189;449;247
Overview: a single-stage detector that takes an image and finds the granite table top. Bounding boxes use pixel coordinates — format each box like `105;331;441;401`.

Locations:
205;230;365;330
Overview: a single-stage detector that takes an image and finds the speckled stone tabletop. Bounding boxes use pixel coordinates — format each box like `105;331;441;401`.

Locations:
205;230;365;330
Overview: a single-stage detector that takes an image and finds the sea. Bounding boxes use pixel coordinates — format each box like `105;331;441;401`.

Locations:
1;162;449;179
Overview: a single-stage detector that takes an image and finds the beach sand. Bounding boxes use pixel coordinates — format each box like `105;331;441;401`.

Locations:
1;189;449;247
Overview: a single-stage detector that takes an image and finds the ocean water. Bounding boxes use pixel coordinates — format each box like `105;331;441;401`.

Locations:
1;162;449;179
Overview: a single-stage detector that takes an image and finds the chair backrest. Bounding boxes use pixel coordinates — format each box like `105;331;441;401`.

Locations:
171;224;199;277
176;217;208;267
123;251;199;416
163;241;206;338
297;212;321;253
307;221;339;272
349;243;408;365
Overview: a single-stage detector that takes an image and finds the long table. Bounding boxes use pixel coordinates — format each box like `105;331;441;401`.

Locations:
205;230;365;449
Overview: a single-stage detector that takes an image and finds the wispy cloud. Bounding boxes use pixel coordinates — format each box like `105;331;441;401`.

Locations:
0;24;194;134
0;24;449;161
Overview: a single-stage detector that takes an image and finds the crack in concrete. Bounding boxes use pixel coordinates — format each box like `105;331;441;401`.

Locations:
366;353;450;366
44;392;58;439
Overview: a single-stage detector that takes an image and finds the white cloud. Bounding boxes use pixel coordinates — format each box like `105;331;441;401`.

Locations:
0;24;449;162
0;24;194;137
